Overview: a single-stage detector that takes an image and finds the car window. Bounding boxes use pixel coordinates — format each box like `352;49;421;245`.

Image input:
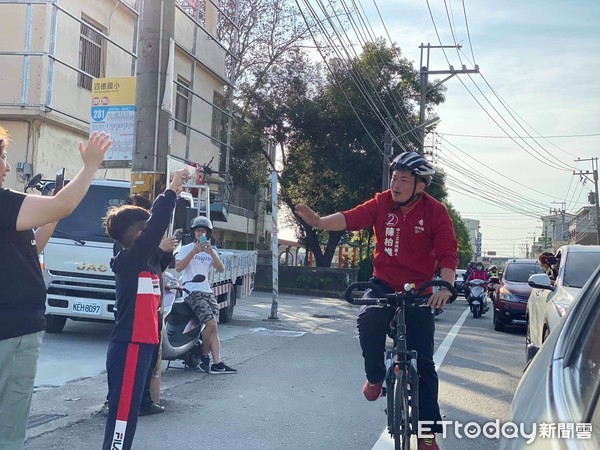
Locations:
504;263;543;282
564;252;600;288
565;274;600;418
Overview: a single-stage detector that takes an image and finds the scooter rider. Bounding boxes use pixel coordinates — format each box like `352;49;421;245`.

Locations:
488;265;499;278
466;262;489;312
175;216;237;374
463;261;476;298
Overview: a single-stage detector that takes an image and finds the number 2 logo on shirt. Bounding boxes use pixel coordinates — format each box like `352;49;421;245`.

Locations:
386;213;399;227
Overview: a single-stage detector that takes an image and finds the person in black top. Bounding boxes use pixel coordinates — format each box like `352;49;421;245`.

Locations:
105;194;179;416
0;127;112;450
101;169;187;450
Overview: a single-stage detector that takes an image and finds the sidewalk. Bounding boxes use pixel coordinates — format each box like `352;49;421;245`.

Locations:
26;291;352;441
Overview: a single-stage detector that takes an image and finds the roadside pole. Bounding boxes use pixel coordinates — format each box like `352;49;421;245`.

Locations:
269;170;279;319
574;157;600;245
417;43;478;155
132;0;175;200
133;0;176;404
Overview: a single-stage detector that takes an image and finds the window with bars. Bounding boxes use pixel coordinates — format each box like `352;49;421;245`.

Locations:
176;0;205;26
174;76;190;134
78;16;105;91
211;91;227;146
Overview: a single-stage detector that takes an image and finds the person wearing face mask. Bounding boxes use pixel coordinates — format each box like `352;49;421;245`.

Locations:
175;216;237;375
466;261;490;312
296;151;457;450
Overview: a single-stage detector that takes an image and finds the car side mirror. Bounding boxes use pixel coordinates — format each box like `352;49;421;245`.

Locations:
528;273;554;291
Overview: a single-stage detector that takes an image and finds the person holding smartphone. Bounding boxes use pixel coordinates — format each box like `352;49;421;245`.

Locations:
0;127;112;449
104;194;179;417
175;216;236;374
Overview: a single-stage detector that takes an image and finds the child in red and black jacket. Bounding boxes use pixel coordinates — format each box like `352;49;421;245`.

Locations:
101;169;187;450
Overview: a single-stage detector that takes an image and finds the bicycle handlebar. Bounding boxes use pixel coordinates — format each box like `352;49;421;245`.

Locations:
344;280;458;306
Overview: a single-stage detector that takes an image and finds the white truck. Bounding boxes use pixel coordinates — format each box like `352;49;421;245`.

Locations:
41;178;257;333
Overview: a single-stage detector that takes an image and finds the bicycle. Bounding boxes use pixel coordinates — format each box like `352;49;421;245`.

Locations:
344;279;457;450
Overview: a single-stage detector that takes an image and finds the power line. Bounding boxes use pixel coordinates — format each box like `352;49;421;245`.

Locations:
461;0;476;64
440;132;600;139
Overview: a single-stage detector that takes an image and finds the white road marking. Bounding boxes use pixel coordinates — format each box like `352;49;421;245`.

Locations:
371;306;470;449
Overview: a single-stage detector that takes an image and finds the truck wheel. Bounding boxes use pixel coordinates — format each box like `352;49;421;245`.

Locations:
45;315;67;333
219;286;236;323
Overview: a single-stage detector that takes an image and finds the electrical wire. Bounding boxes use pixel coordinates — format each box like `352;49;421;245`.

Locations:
461;0;476;64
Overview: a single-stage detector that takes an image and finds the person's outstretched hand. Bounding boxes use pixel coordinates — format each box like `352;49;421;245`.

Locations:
295;204;321;228
79;132;112;169
169;168;188;193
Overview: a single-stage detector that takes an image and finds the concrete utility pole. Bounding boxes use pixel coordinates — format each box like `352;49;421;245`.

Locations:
573;157;600;245
132;0;176;200
550;202;566;245
418;43;479;155
132;0;175;405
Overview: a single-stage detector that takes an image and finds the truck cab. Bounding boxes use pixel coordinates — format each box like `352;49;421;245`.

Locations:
41;177;256;333
42;179;131;332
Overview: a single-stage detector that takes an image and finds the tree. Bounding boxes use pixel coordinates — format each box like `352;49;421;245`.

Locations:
280;41;446;266
218;5;468;269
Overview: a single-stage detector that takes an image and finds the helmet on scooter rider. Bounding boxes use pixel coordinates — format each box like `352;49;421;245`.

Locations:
389;151;436;187
489;265;497;271
190;216;213;239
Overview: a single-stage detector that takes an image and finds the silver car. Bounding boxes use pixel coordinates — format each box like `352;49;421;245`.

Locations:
526;245;600;362
502;265;600;450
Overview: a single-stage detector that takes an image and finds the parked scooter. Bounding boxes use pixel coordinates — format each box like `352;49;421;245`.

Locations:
162;272;205;369
466;278;488;318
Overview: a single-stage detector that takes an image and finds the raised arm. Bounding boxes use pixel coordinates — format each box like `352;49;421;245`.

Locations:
295;204;347;231
16;132;112;230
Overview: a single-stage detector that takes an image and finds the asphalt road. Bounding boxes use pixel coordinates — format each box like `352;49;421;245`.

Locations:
25;291;527;449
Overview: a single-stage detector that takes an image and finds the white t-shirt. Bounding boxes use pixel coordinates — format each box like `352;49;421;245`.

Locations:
177;242;220;293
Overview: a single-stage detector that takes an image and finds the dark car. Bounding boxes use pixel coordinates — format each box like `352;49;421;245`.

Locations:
493;259;544;332
501;265;600;449
454;269;466;294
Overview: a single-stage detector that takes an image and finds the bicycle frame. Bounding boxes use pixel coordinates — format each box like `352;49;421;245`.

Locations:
386;294;423;449
345;279;457;450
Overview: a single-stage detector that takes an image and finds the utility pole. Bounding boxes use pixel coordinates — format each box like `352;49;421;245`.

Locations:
418;43;479;155
132;0;175;405
573;157;600;245
132;0;176;200
382;128;392;192
550;201;566;246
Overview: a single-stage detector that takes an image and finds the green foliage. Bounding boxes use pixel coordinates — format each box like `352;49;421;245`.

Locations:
427;169;471;268
230;38;453;267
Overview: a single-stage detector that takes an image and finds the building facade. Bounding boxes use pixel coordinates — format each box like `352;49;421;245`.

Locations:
0;0;268;249
462;218;481;261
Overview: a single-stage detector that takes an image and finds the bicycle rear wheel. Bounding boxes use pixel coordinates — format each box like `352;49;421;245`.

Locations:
393;371;410;450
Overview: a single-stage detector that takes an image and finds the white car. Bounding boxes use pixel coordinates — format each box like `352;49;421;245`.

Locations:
526;244;600;362
502;265;600;450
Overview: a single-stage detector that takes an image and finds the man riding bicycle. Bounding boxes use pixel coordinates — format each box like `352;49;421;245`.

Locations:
296;151;457;450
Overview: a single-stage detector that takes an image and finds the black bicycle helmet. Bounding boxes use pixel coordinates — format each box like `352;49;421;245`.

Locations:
389;151;435;186
190;216;213;238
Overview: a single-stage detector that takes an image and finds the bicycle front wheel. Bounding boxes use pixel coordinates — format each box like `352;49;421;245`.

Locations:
393;371;410;450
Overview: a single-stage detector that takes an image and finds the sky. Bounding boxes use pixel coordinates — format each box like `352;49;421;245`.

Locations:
283;0;600;258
